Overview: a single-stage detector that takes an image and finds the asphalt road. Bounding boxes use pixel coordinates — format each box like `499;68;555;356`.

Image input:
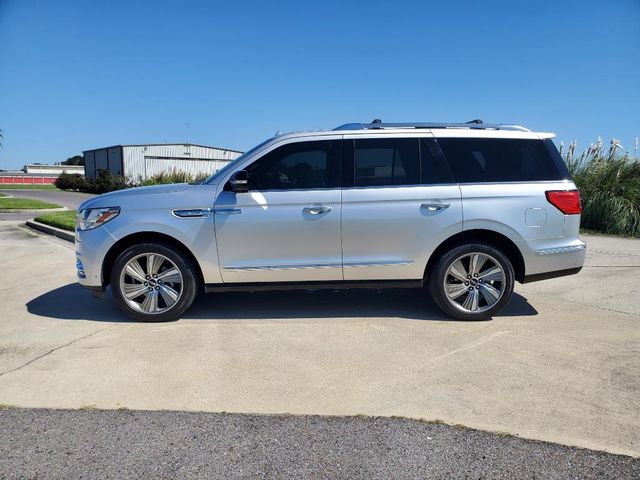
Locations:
0;188;93;209
0;188;94;220
2;408;638;479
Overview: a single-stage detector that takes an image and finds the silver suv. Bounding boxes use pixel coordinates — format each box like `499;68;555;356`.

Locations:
76;120;586;322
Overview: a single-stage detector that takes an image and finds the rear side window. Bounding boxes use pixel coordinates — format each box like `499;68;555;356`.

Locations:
354;138;419;187
435;138;569;183
420;138;455;184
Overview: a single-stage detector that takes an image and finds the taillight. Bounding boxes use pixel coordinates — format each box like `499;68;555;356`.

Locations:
545;190;582;215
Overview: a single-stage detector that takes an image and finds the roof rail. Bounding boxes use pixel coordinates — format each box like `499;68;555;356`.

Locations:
333;120;530;132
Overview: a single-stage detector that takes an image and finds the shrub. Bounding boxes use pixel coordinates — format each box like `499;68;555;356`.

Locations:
55;172;87;191
57;168;208;194
89;170;129;194
139;168;198;186
562;138;640;237
55;170;129;194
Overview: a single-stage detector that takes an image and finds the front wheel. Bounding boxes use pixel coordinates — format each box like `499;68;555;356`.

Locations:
428;243;515;321
111;242;199;322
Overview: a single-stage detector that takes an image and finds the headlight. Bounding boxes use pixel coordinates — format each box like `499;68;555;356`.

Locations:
77;207;120;231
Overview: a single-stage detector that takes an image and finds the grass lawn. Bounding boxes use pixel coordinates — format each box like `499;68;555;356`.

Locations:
0;197;61;209
34;210;76;231
0;184;57;190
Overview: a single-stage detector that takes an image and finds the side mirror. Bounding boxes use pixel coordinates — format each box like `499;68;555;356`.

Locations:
229;170;249;193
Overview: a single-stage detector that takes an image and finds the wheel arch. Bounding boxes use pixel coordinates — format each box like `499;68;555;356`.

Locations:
101;231;205;289
424;229;526;283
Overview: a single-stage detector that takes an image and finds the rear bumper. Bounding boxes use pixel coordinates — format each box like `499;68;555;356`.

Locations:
521;266;582;284
520;238;586;279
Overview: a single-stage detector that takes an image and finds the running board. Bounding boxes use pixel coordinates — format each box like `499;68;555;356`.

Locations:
205;279;424;293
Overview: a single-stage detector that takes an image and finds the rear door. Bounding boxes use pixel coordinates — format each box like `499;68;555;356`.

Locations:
341;134;463;280
214;138;343;283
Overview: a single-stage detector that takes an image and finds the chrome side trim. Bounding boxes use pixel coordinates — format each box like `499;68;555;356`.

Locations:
535;245;586;256
222;260;414;272
172;208;212;218
343;260;414;268
222;262;342;271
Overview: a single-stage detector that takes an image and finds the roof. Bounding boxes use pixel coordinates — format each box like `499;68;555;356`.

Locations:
334;119;531;132
267;120;554;143
83;143;244;154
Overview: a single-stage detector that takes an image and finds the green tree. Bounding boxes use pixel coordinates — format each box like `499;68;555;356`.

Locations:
62;155;84;166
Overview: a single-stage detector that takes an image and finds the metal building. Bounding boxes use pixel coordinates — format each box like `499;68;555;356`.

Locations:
83;144;243;181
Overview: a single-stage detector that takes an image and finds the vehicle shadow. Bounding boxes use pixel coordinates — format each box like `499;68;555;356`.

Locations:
26;283;538;323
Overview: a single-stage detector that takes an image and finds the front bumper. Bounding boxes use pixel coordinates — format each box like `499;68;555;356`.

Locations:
75;225;117;291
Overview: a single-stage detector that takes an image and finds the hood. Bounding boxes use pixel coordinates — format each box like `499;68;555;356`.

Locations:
78;183;192;211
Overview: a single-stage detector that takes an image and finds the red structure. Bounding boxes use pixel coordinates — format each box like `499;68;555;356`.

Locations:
0;175;58;184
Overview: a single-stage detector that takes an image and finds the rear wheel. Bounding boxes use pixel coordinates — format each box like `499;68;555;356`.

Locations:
111;242;199;322
428;243;514;320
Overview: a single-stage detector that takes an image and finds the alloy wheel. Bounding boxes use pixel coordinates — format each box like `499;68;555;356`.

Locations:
443;252;506;313
119;253;184;314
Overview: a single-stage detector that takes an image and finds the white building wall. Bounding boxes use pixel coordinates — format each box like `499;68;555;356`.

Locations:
122;145;241;182
25;164;85;175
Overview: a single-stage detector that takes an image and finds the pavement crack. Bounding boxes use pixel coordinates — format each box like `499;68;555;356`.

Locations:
432;331;510;362
0;324;117;377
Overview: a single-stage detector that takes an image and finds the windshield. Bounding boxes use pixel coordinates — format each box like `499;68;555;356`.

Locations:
204;138;273;184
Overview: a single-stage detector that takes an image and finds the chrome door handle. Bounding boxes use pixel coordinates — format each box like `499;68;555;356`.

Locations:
421;202;450;212
215;208;243;215
303;205;332;215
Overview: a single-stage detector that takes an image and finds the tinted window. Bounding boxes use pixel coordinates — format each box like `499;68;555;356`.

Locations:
420;138;455;184
245;140;339;190
436;138;568;183
354;138;419;187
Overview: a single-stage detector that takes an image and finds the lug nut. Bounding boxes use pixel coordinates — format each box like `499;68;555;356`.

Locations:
158;280;162;284
476;286;481;289
148;287;153;291
469;287;473;291
464;281;469;285
144;282;148;286
146;275;150;279
156;286;160;290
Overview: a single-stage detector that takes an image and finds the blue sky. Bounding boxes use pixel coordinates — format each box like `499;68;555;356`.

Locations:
0;0;638;169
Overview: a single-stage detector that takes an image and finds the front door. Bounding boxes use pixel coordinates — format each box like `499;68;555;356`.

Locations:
214;138;343;283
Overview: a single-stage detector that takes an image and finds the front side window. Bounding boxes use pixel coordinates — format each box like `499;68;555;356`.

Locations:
354;138;420;187
244;140;340;190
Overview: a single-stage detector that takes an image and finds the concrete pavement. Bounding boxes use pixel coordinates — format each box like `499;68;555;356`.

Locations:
0;221;638;457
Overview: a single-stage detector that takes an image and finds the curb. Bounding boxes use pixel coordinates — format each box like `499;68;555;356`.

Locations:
0;207;68;214
25;220;75;243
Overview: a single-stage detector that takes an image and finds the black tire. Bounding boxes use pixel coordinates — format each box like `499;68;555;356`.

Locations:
428;242;515;321
111;242;200;322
